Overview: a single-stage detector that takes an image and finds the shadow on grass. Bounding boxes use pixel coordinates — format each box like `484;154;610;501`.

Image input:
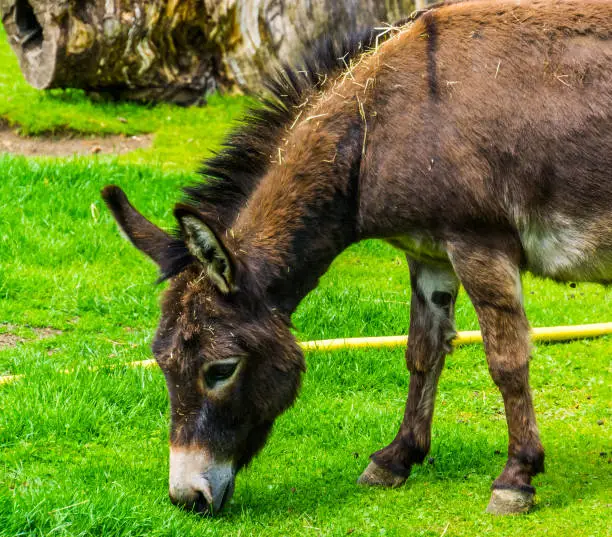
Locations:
210;433;610;523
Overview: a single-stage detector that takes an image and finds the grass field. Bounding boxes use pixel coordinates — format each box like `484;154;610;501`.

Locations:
1;26;610;537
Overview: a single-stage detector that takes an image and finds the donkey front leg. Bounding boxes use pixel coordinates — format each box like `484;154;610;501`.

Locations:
358;258;459;487
447;237;544;515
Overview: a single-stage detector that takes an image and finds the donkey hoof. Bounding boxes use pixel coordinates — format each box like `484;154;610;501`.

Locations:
486;488;534;515
357;461;406;488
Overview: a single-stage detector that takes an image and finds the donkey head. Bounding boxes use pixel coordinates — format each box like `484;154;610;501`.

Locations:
102;186;305;515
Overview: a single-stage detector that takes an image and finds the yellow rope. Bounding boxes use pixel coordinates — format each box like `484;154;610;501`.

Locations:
1;323;611;386
299;322;612;351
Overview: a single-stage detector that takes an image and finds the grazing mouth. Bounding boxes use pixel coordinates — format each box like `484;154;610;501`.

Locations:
216;477;235;514
193;491;209;515
188;474;235;516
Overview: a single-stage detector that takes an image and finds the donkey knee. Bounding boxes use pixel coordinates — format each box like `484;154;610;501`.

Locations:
406;260;459;373
487;358;530;391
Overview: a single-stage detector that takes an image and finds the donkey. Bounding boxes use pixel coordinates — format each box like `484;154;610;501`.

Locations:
102;0;611;516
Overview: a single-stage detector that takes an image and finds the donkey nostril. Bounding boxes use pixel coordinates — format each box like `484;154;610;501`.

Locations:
169;489;212;516
193;490;211;515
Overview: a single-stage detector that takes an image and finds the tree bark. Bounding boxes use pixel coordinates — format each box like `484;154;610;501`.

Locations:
0;0;417;105
207;0;416;91
415;0;437;9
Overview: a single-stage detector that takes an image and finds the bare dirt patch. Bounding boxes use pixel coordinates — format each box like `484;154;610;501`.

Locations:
0;333;24;349
33;327;63;339
0;123;153;157
0;325;63;350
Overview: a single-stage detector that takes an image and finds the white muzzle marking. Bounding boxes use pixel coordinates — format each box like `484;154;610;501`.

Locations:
169;445;234;514
169;446;214;504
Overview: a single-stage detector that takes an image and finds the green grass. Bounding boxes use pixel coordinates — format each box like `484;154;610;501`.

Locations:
1;26;611;537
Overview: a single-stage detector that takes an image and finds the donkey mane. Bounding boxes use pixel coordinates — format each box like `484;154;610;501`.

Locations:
187;28;381;222
159;27;395;281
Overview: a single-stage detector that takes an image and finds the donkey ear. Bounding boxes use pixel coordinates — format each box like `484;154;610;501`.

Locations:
101;185;190;277
174;205;236;294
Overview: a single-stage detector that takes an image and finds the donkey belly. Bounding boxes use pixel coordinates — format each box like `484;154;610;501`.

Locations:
386;233;450;265
519;218;612;284
387;227;612;285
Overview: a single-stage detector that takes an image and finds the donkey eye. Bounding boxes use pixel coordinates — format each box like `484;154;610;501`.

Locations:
203;359;240;390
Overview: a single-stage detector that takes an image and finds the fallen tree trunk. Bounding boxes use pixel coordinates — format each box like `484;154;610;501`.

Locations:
0;0;220;105
208;0;417;91
0;0;417;105
415;0;437;9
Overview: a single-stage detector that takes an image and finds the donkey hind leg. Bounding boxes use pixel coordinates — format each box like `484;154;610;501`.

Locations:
447;237;544;515
358;259;459;487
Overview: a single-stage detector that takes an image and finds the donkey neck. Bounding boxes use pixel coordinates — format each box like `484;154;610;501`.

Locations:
234;116;363;313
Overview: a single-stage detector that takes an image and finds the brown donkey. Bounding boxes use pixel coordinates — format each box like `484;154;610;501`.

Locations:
103;0;611;516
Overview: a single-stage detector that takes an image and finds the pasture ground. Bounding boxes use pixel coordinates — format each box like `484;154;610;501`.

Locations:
1;26;610;537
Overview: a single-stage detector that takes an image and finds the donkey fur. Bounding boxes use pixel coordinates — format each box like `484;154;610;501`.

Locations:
103;0;611;515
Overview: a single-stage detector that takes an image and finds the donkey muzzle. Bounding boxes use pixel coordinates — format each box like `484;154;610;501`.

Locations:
168;446;235;515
